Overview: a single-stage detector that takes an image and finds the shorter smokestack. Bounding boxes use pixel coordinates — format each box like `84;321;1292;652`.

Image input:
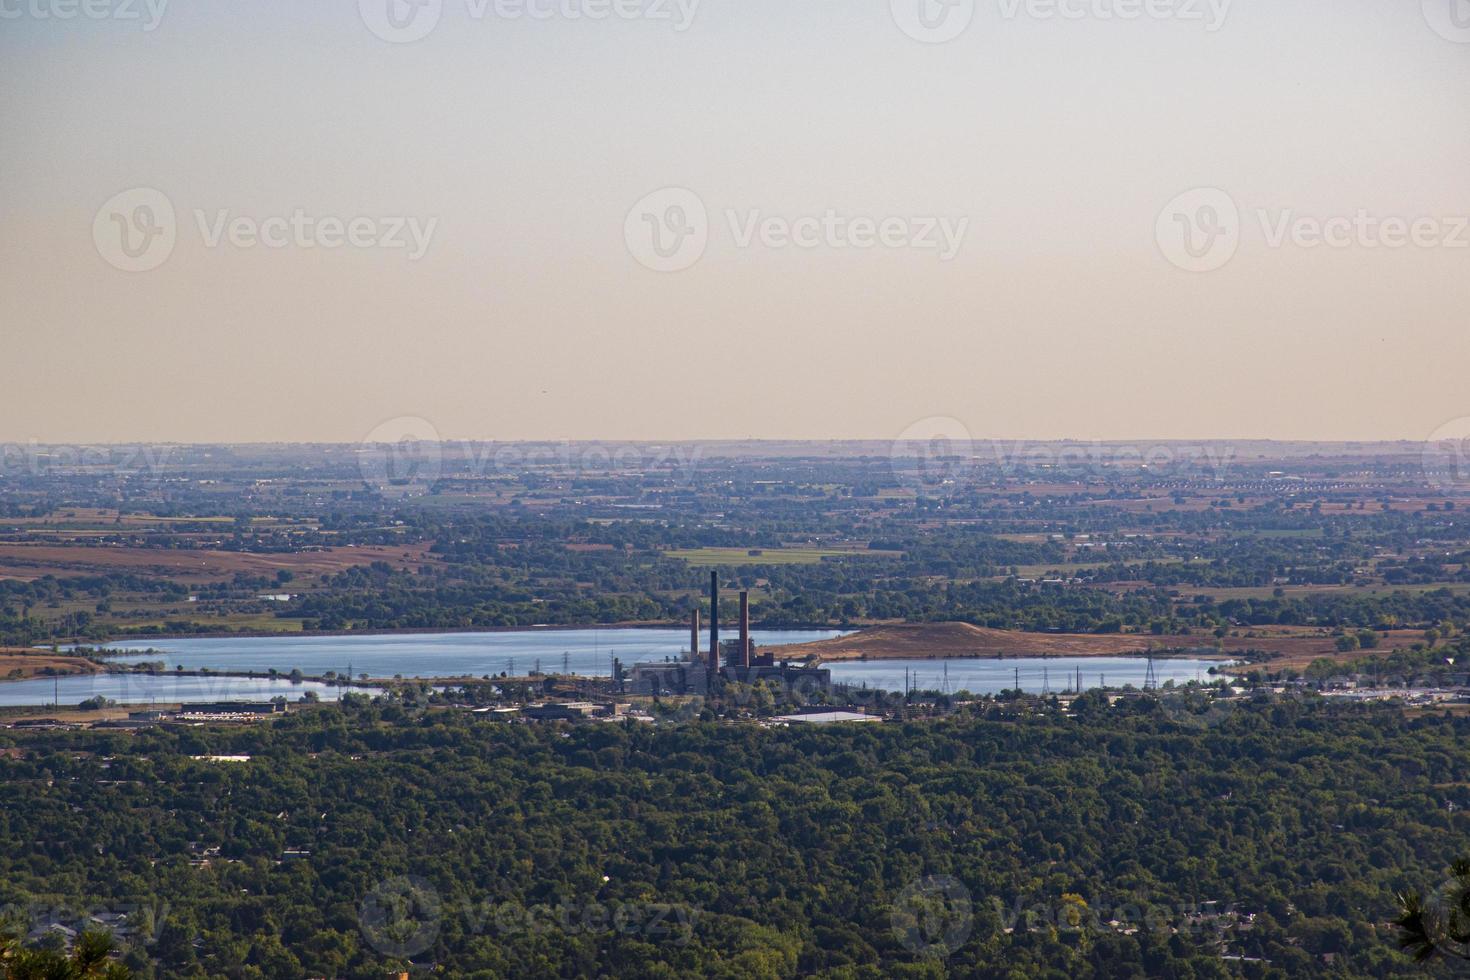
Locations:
690;608;700;665
709;571;720;673
738;591;751;669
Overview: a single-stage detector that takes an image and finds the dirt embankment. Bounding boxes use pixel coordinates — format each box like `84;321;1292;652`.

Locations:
779;624;1181;661
0;650;101;680
778;623;1426;665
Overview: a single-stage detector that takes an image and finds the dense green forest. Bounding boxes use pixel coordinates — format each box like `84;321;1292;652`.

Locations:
2;699;1468;978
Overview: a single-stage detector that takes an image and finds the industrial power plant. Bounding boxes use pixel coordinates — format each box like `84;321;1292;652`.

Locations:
628;571;831;697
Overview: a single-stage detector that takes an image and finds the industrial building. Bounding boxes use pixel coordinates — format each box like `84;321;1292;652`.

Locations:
772;710;881;725
628;571;831;696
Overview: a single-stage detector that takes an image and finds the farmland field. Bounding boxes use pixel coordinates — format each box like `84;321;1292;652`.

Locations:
665;546;901;566
0;542;432;582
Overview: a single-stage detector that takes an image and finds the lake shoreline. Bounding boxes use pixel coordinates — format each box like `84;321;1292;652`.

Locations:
69;620;854;649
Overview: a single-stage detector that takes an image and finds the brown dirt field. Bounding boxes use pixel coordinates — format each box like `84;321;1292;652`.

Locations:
779;624;1187;661
778;623;1427;665
1236;630;1426;670
0;543;433;582
0;651;100;680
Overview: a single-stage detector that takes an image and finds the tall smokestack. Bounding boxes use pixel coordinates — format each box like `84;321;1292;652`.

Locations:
708;571;719;673
690;608;700;665
738;591;751;669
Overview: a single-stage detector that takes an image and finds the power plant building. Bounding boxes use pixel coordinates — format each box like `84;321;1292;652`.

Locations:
628;571;831;696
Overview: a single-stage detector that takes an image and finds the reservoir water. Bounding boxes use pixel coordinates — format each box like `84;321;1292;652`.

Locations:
824;656;1227;695
99;628;845;680
0;629;1230;705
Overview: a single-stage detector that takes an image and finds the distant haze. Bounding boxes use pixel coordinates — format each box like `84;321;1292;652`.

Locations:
3;0;1468;443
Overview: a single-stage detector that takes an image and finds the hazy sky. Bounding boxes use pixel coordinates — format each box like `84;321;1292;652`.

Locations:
3;0;1469;444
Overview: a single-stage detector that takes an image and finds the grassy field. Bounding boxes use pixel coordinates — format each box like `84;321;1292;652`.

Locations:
666;546;901;566
1011;560;1119;577
112;613;307;635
